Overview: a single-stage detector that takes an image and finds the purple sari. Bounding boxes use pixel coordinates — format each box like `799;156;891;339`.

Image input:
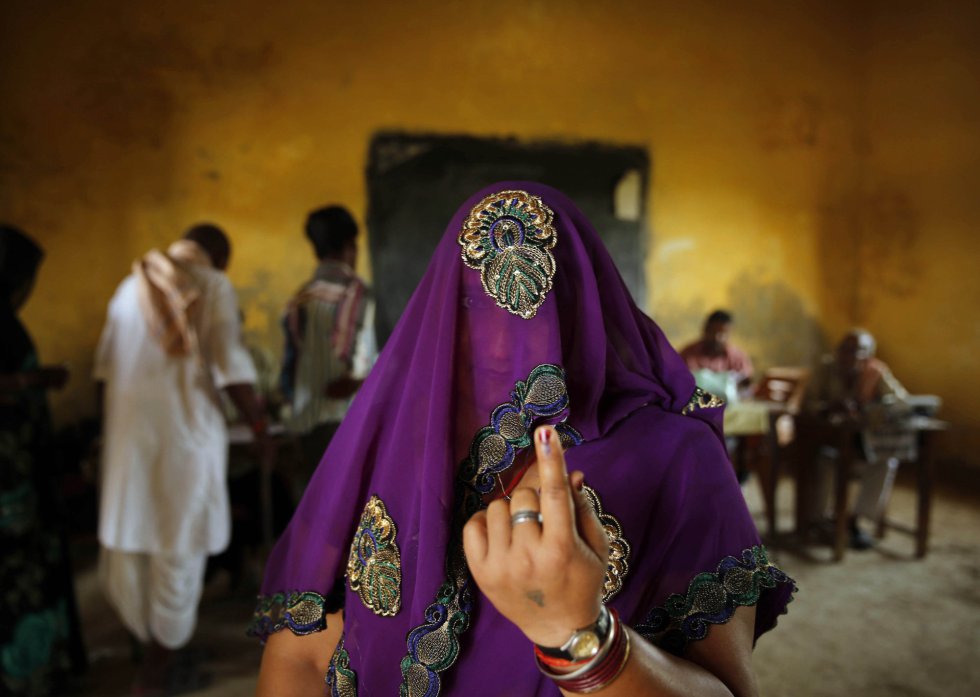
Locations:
251;183;795;696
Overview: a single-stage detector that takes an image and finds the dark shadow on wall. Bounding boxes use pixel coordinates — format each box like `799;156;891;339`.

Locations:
814;188;924;329
814;196;862;328
365;132;650;345
727;270;829;371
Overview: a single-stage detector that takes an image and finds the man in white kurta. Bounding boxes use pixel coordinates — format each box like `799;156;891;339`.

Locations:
94;226;259;653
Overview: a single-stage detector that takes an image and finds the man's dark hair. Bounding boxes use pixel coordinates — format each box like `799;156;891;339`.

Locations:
184;223;231;269
305;206;358;260
0;224;44;299
706;309;733;326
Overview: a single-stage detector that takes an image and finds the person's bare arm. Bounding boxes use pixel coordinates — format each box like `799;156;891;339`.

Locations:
556;607;757;697
0;366;69;394
255;611;343;697
0;373;25;394
224;382;275;468
324;375;364;400
224;383;265;428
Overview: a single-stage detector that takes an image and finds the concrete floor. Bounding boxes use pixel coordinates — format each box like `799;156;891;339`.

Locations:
63;475;980;697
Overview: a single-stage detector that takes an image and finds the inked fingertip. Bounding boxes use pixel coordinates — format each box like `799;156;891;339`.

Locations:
536;425;552;455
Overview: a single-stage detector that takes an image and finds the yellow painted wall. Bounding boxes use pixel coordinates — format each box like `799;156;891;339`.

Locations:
850;1;980;467
1;1;974;466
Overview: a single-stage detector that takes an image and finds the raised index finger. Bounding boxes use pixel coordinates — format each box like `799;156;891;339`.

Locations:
534;425;574;540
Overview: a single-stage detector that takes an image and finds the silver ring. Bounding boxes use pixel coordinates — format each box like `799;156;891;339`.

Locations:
510;510;544;527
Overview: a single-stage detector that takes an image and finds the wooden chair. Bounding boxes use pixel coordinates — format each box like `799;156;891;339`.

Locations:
755;367;810;424
751;367;810;536
793;407;946;560
872;396;945;556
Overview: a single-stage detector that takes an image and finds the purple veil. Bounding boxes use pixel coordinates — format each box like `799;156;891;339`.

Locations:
252;182;795;696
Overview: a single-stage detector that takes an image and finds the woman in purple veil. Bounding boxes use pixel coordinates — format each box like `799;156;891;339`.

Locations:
251;183;795;696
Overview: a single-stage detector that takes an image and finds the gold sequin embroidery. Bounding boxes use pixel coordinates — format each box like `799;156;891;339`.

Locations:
346;495;402;617
635;546;797;655
247;590;332;640
582;485;631;602
458;189;558;319
325;634;358;696
681;387;725;415
399;365;583;695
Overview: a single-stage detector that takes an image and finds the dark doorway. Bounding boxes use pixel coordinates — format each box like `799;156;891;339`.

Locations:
366;132;650;345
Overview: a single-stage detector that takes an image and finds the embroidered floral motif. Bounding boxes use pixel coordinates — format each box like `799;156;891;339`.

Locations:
461;363;581;495
635;546;796;655
581;485;631;603
325;634;358;697
347;496;402;617
247;590;330;640
458;190;558;319
555;422;584;450
399;364;581;697
681;386;725;415
399;543;472;697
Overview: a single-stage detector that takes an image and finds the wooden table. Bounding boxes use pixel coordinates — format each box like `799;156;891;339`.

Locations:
795;414;948;561
724;400;788;538
228;423;295;549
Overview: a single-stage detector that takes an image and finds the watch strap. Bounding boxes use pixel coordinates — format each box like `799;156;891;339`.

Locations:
535;605;611;661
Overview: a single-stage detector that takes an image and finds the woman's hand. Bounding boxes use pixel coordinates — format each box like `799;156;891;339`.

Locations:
463;425;609;648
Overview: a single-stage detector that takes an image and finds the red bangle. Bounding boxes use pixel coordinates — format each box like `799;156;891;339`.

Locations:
562;622;630;693
535;608;631;694
533;646;589;669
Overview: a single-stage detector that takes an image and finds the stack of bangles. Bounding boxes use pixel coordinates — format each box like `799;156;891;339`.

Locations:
533;607;631;693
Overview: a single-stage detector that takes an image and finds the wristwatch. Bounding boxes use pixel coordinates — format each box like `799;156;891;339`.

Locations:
536;605;611;662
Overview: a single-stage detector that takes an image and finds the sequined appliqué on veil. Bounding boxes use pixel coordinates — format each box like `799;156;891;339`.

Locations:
458;190;557;319
347;495;402;618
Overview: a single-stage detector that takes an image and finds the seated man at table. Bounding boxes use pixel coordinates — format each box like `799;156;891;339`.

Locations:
680;309;754;395
805;329;912;549
681;310;756;482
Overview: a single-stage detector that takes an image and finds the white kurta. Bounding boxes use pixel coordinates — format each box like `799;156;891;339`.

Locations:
94;265;257;556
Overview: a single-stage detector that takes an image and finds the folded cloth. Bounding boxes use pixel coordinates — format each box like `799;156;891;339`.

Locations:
133;240;212;357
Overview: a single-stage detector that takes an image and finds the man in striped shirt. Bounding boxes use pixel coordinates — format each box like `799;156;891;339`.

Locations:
280;206;377;500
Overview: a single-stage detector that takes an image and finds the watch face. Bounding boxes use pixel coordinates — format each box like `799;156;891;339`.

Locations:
568;631;601;660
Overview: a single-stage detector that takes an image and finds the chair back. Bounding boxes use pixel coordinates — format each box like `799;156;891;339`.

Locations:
755;367;810;414
755;367;810;448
